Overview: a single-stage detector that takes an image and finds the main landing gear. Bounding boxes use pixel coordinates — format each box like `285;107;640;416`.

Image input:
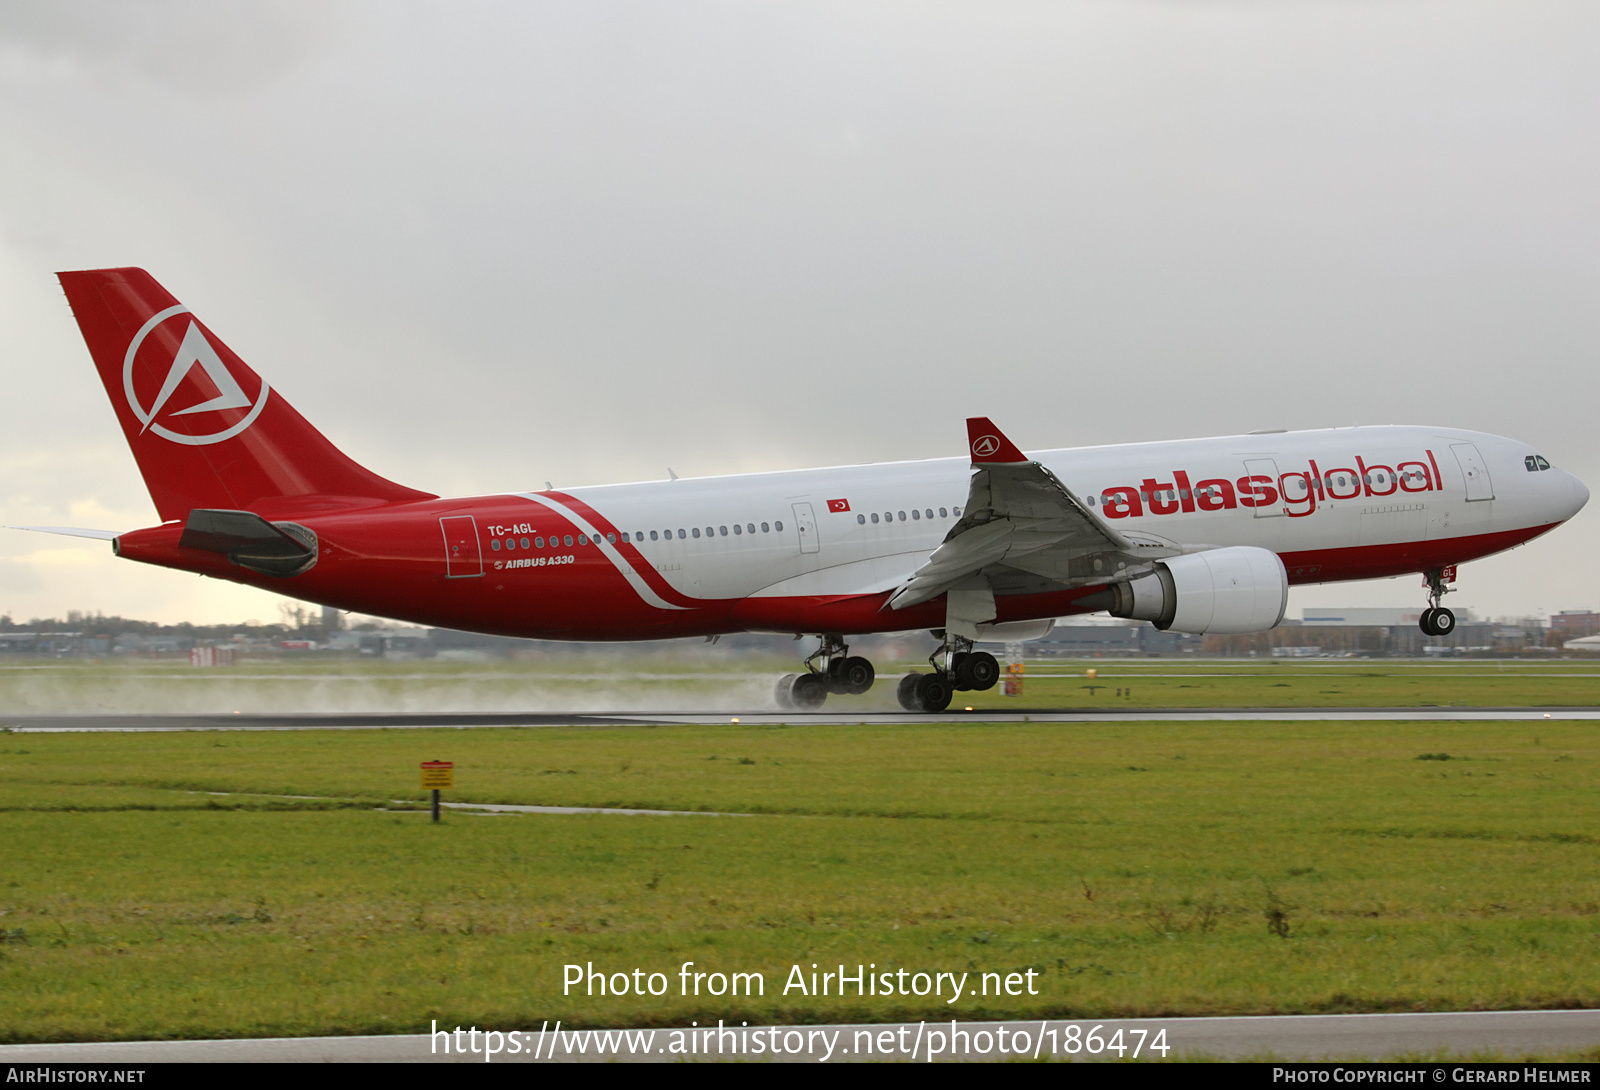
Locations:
896;632;1000;713
774;634;875;711
1419;567;1457;637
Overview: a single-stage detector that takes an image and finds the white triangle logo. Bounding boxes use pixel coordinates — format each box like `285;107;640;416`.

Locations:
140;321;252;432
122;305;271;447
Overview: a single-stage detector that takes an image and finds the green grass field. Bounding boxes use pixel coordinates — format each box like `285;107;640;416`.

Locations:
2;696;1599;1043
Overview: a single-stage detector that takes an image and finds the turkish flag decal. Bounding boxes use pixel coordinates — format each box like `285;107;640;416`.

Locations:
826;498;850;513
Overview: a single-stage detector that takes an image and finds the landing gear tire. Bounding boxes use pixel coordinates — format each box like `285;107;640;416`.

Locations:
1420;598;1446;633
964;651;999;692
1426;607;1456;637
827;656;875;695
914;672;953;713
895;672;955;713
950;651;971;690
774;673;798;709
896;674;922;711
841;656;875;694
789;672;827;710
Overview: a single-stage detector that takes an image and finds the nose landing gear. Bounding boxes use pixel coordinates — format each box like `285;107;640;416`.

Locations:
773;634;874;710
896;633;1000;713
1419;567;1457;637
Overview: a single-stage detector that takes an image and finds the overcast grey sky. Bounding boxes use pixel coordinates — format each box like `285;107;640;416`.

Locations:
1;0;1595;625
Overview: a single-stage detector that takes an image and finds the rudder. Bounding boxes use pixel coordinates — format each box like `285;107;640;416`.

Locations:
57;267;434;522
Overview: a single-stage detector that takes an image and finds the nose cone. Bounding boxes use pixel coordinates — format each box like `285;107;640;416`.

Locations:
1568;473;1591;520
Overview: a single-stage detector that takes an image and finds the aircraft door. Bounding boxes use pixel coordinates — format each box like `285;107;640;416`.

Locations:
1451;443;1495;501
1242;458;1286;518
440;515;484;578
791;502;819;554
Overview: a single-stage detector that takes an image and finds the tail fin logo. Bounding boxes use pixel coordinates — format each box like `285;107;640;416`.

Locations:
122;305;270;446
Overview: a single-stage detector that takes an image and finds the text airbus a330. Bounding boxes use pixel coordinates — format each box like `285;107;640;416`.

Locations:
15;269;1589;712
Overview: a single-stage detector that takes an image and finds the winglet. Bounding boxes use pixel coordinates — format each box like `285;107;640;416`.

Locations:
965;417;1030;465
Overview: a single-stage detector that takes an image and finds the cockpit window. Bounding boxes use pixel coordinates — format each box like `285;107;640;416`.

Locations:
1526;456;1539;472
1537;455;1551;470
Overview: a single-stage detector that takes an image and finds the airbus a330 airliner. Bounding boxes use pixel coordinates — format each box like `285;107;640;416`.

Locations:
15;269;1589;711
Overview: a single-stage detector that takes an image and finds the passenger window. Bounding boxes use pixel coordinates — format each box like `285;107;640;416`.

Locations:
939;507;948;517
719;526;727;536
912;509;920;520
733;524;742;535
898;511;906;521
521;537;530;549
925;509;933;519
649;531;658;541
563;535;573;547
1087;496;1095;506
761;522;769;533
856;514;865;524
577;535;587;546
692;527;701;538
871;512;879;524
775;520;783;531
705;527;714;538
534;537;544;548
677;529;685;539
747;523;755;534
491;539;502;551
953;506;962;516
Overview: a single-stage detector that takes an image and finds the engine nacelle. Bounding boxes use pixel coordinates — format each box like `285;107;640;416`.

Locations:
1106;546;1287;634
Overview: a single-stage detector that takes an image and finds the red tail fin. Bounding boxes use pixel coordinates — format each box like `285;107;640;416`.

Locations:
58;268;435;522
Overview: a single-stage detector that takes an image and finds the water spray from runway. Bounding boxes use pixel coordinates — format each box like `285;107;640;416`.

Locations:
0;650;918;717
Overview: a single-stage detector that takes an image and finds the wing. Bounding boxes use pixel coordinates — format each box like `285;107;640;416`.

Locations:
888;417;1172;611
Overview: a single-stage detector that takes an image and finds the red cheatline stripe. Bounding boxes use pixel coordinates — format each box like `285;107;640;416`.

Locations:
537;491;707;609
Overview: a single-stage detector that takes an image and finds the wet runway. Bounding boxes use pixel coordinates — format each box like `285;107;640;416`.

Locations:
2;1009;1597;1062
4;706;1599;731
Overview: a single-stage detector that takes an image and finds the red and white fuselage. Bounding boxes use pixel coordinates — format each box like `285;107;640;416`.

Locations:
46;269;1590;643
113;427;1584;641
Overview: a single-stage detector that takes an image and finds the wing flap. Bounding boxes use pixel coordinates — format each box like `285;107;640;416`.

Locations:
889;417;1158;611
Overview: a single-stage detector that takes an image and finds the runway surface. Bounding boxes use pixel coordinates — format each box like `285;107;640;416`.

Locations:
2;1009;1596;1062
4;706;1598;731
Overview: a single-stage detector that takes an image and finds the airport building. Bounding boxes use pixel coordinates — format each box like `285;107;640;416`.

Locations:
0;607;1584;659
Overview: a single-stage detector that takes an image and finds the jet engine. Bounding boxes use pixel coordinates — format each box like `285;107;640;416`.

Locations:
1101;546;1287;634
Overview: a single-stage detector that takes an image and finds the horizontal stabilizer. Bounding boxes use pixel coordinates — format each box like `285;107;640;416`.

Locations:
178;509;318;578
180;509;311;558
6;525;121;541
